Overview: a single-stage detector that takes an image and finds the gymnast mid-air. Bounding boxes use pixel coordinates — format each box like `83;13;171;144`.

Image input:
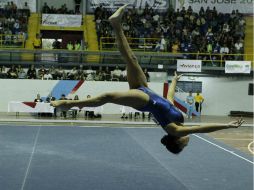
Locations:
51;5;244;154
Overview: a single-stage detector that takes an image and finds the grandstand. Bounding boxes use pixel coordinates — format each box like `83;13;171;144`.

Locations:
0;0;253;80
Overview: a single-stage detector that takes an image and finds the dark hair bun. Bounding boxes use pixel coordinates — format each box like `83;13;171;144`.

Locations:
160;135;183;154
161;135;168;146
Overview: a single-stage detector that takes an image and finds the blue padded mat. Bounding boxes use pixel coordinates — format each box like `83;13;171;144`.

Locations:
0;125;253;190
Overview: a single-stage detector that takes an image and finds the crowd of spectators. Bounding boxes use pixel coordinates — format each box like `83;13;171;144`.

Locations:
95;4;246;64
41;0;82;14
0;1;29;47
0;64;150;81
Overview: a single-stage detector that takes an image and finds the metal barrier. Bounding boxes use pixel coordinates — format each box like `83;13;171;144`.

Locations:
0;49;252;70
0;34;25;48
100;37;159;52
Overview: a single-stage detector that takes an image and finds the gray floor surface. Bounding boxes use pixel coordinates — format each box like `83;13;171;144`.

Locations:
0;125;253;190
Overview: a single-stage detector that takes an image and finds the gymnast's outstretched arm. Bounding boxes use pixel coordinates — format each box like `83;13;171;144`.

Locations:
164;118;245;137
167;71;182;104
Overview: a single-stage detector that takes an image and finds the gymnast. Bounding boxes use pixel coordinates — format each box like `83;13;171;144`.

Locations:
51;5;244;154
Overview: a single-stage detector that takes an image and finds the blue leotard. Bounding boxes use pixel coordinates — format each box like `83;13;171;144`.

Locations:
137;86;184;127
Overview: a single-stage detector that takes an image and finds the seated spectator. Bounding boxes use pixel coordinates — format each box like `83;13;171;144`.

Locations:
72;94;79;118
67;41;74;50
49;66;57;79
27;65;37;79
38;65;47;79
94;66;105;81
220;43;229;54
104;66;111;81
17;65;26;79
77;65;85;80
0;66;8;78
121;67;127;81
67;67;78;80
55;66;66;79
234;38;243;53
85;66;95;81
7;65;18;79
84;95;95;118
59;94;67;118
74;41;81;50
112;66;122;81
172;40;180;53
34;93;43;103
222;22;230;33
43;70;53;80
52;39;61;49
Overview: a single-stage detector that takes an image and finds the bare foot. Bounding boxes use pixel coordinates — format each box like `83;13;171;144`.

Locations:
50;100;67;107
108;4;128;25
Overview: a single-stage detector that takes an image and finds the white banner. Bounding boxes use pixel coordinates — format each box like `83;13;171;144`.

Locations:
225;61;251;73
87;0;169;12
0;0;36;12
42;14;82;27
175;0;253;14
177;60;202;72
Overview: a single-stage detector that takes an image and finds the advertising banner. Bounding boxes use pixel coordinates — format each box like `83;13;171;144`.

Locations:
42;14;82;27
177;60;202;72
225;61;251;73
86;0;169;12
175;0;253;14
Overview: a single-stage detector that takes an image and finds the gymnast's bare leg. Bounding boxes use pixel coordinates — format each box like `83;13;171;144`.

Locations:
51;5;149;110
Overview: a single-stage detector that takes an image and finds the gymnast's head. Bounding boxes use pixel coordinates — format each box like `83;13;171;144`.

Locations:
161;134;189;154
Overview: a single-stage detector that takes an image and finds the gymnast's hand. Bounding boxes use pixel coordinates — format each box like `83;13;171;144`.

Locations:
173;71;183;81
227;118;245;128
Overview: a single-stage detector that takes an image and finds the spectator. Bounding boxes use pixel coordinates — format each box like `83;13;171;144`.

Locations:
67;41;73;50
143;68;150;82
220;43;229;60
17;65;26;79
42;2;50;13
27;65;37;79
74;41;81;50
59;94;68;118
38;65;47;79
186;91;194;119
34;93;43;102
84;95;95;118
172;40;179;53
121;67;127;81
33;33;41;49
72;95;79;118
23;2;29;10
43;70;53;80
52;39;61;49
55;66;66;79
49;66;57;79
7;65;18;79
104;66;111;81
74;0;81;13
194;91;204;114
67;67;78;80
77;65;85;80
85;66;95;81
94;66;105;81
112;66;122;81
